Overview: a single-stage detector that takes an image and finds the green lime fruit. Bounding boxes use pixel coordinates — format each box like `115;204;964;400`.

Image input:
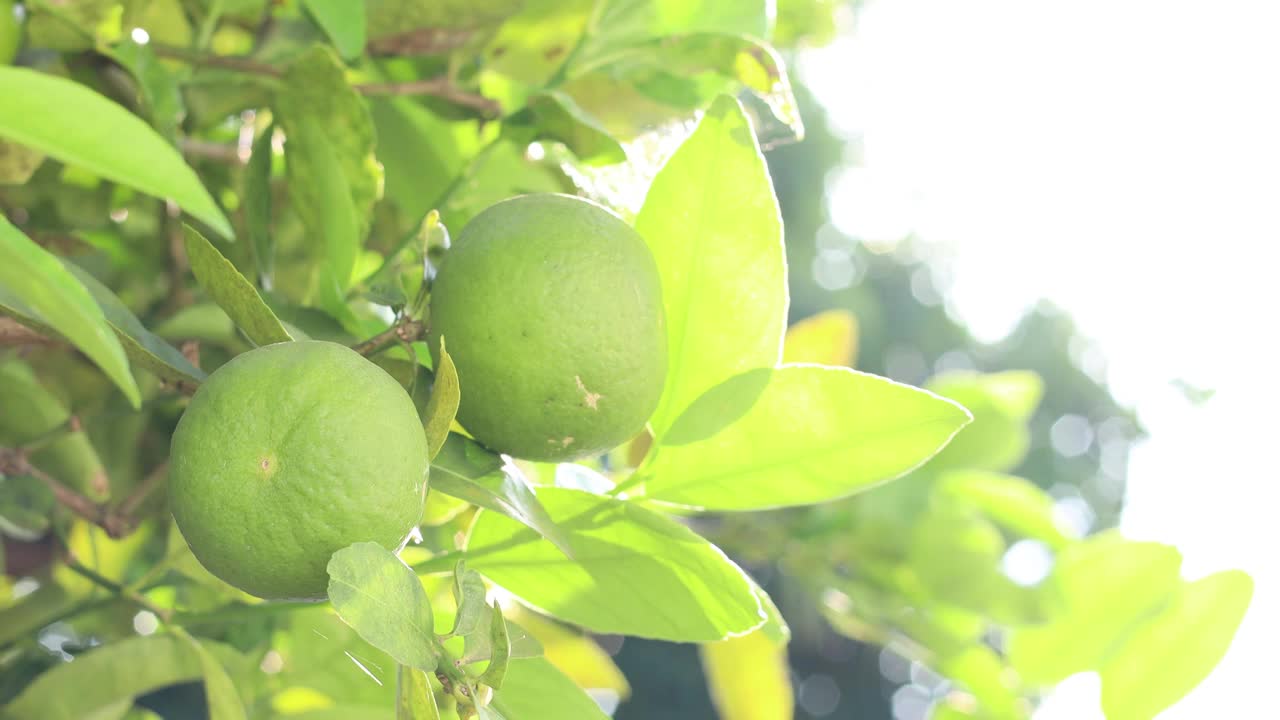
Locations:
169;340;428;600
427;193;666;462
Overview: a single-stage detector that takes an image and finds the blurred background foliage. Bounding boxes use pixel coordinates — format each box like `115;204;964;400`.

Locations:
0;0;1248;719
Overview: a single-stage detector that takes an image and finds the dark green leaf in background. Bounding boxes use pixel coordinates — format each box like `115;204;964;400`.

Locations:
302;0;368;60
183;225;294;346
328;542;441;671
467;487;764;641
0;67;232;237
0;215;141;407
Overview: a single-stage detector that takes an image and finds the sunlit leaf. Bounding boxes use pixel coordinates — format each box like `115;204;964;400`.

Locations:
431;434;573;556
700;629;793;720
1008;532;1184;685
0;216;141;407
924;371;1044;473
62;260;206;387
467;487;763;641
507;92;626;165
506;606;630;698
302;0;368;59
782;309;859;367
183;225;294;346
1101;570;1253;720
478;602;511;689
636;95;785;439
0;67;232;237
645;366;972;510
424;337;460;460
573;0;769;74
490;657;610;720
327;542;441;671
937;470;1072;549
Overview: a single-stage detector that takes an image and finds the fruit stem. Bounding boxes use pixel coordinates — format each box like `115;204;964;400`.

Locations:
352;317;426;357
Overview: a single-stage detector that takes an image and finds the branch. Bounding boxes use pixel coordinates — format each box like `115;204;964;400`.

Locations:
354;79;501;118
149;43;282;77
63;561;173;623
352;317;426;357
0;448;134;539
118;462;169;518
0;318;57;347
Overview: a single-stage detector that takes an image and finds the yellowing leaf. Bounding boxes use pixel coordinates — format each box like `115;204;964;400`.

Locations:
782;309;858;367
700;630;793;720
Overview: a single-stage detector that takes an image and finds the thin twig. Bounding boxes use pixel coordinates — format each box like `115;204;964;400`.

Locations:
0;449;133;539
352;317;426;357
354;79;501;117
149;43;283;77
118;462;169;518
180;138;247;165
63;561;174;623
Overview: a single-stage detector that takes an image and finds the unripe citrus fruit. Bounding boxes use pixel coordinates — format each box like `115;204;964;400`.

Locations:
427;194;666;462
169;340;428;600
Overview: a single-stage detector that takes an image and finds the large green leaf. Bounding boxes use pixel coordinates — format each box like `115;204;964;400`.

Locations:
62;260;206;387
490;657;610;720
467;487;763;641
276;45;380;267
1;635;231;720
183;225;294;346
369;97;471;223
635;95;785;438
327;542;441;670
1007;532;1184;685
0;216;141;407
1101;570;1253;720
302;0;368;59
643;365;971;510
431;433;573;556
924;371;1044;473
0;67;231;238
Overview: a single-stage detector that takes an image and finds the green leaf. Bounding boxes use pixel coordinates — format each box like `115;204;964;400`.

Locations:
644;366;971;510
0;473;55;541
937;470;1072;549
936;646;1022;720
244;123;275;284
182;225;294;346
1100;570;1253;720
700;629;793;720
507;92;626;165
177;632;249;720
635;95;785;438
424;337;460;461
490;657;610;720
62;260;206;387
302;0;368;59
1;635;222;720
924;371;1044;473
432;433;574;557
0;67;232;238
467;487;763;641
396;665;441;720
0;216;141;407
108;39;185;141
0;356;70;446
574;0;769;74
450;559;487;637
0;138;45;184
478;601;511;689
1007;532;1184;685
369;98;474;224
276;44;379;272
327;541;441;671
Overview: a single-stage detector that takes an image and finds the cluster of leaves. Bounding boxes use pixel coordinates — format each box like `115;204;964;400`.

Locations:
0;2;1252;720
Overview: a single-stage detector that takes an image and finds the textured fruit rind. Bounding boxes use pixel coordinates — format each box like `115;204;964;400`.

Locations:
169;340;428;600
428;193;666;462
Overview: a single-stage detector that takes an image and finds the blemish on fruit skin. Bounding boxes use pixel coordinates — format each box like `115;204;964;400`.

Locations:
548;436;575;447
257;453;279;480
574;375;602;410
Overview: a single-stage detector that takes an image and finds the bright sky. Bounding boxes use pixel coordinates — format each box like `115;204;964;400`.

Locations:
799;0;1280;717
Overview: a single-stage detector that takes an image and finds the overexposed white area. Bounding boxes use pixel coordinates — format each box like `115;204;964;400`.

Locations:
800;0;1280;717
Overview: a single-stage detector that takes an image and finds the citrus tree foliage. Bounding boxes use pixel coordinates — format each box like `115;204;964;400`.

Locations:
0;2;1251;719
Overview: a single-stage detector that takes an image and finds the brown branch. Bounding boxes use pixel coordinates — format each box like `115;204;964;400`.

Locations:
118;462;169;518
354;79;501;118
352;317;426;357
0;318;57;347
149;43;283;77
180;138;247;165
0;448;134;539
